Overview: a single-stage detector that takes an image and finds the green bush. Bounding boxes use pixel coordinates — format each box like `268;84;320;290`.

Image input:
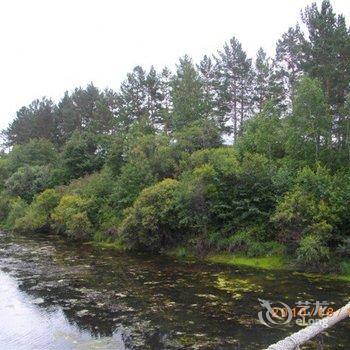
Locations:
5;198;28;229
14;189;62;233
62;131;108;180
66;170;115;226
296;235;330;268
340;260;350;275
5;165;54;202
110;161;156;213
272;166;337;246
67;212;92;240
0;194;13;225
120;179;181;251
210;229;284;257
174;119;222;153
51;194;92;240
6;139;58;173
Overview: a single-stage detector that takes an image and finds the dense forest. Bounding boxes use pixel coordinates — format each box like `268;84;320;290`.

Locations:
0;0;349;274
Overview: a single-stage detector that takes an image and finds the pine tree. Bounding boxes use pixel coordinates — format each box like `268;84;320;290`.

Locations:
301;0;350;111
159;67;173;132
117;66;148;132
197;55;224;130
4;98;58;147
171;55;207;131
216;37;254;141
254;49;285;113
57;91;82;144
117;66;166;132
145;66;164;128
275;25;305;106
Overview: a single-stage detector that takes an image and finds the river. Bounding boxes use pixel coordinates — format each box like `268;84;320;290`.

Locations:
0;231;348;349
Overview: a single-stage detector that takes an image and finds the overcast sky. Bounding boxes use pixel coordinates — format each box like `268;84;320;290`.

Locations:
1;0;349;130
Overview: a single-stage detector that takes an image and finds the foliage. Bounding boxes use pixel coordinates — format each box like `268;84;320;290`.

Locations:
14;189;62;233
5;198;28;229
120;179;181;251
51;194;92;240
6;139;58;173
286;77;332;165
272;165;337;256
174;120;222;153
296;235;330;268
237;101;285;159
110;161;156;214
62;131;108;180
0;0;349;272
5;165;54;202
0;194;13;224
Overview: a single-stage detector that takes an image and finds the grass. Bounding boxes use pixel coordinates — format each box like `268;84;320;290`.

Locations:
337;274;350;282
208;253;350;282
339;260;350;282
207;254;286;270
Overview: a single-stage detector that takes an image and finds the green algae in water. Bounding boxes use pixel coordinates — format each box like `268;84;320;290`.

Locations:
215;273;263;299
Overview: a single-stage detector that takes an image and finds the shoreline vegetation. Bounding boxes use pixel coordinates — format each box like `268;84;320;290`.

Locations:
0;1;350;281
87;240;350;282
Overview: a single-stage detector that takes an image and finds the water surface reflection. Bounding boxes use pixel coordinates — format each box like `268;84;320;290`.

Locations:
0;232;348;349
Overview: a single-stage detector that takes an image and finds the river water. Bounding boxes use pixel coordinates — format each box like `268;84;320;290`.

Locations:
0;231;348;349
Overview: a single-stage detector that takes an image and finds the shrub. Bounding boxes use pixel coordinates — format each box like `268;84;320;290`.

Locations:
180;147;239;174
14;189;62;233
67;212;92;240
120;179;181;251
5;198;28;229
214;229;285;257
174;119;222;153
336;237;350;258
5;165;54;202
340;261;350;275
272;166;337;246
62;131;108;180
0;194;13;225
6;139;58;173
110;161;156;213
51;194;92;240
296;235;330;268
66;170;115;225
177;164;217;236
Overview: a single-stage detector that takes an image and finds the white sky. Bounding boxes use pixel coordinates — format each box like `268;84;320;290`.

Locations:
1;0;349;130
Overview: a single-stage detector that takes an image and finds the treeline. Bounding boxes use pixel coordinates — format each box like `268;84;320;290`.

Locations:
0;0;349;272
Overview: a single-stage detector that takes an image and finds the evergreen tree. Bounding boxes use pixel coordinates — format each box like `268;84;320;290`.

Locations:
301;0;350;112
4;98;58;147
145;66;164;128
171;55;207;131
56;92;82;145
197;55;226;131
159;67;173;132
275;25;305;106
117;66;148;132
70;83;114;134
254;49;285;113
216;37;254;141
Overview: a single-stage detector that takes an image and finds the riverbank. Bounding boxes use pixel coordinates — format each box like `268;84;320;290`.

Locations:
89;241;350;283
206;254;350;282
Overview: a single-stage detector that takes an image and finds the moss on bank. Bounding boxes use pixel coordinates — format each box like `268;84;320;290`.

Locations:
86;241;350;283
166;247;350;282
207;254;286;270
